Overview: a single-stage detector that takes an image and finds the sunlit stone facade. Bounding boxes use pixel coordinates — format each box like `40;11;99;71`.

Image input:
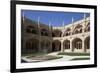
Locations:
21;17;90;54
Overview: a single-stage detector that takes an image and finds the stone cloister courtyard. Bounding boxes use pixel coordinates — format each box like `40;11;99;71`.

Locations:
21;10;90;63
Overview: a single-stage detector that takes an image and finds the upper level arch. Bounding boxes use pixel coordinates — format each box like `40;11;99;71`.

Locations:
72;24;83;35
26;25;38;34
63;28;71;36
84;22;90;32
41;28;50;36
52;29;62;37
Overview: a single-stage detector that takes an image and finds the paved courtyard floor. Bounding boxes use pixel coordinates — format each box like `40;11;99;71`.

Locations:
22;51;90;63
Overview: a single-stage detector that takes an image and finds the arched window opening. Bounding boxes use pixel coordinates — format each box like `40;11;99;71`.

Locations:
63;40;70;49
84;36;90;49
41;40;51;53
52;40;61;52
72;38;82;51
26;39;39;53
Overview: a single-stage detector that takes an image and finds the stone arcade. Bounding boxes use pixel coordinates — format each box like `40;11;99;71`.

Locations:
21;16;90;54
